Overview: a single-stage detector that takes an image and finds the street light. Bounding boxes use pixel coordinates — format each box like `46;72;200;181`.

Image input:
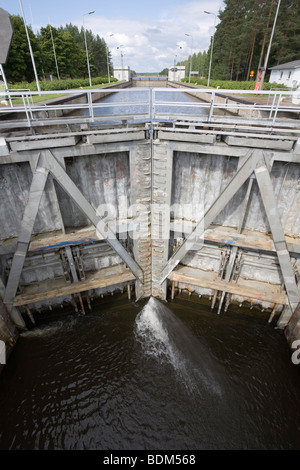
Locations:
259;0;281;91
185;33;193;83
204;11;217;88
83;10;95;87
49;23;60;80
19;0;41;93
117;45;124;68
106;34;114;83
176;44;183;63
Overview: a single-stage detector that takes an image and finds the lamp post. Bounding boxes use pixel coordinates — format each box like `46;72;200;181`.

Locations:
117;45;124;68
204;11;216;88
176;44;183;79
185;33;193;83
19;0;41;93
176;44;183;63
83;10;95;87
106;33;114;83
49;23;60;80
117;45;125;80
259;0;281;91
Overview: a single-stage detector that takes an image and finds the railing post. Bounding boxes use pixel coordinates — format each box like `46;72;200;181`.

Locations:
21;93;31;127
269;92;277;120
87;90;94;122
272;92;281;125
150;88;154;122
208;90;215;122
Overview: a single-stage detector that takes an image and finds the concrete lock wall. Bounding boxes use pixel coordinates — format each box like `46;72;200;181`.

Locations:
0;90;299;357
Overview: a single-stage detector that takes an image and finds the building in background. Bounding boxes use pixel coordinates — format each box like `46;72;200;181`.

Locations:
113;66;131;82
269;60;300;88
168;66;185;82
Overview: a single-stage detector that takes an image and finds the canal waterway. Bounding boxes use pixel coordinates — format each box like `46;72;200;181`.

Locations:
87;88;208;124
0;296;299;450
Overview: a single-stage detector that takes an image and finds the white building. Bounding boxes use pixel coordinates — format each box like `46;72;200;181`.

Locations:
113;66;131;82
168;66;185;82
269;60;300;88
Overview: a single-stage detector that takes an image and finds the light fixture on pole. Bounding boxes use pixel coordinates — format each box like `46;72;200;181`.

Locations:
83;10;95;87
49;22;60;80
117;45;124;68
259;0;281;91
19;0;41;93
185;33;193;83
176;44;183;63
204;11;217;88
106;33;114;83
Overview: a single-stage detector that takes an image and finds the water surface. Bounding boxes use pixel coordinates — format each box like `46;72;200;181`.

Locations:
0;296;299;450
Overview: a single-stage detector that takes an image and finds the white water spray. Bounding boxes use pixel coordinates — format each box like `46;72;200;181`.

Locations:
135;297;222;396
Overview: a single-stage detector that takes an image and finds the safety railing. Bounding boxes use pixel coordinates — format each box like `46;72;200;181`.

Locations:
0;88;151;128
0;86;299;131
151;88;300;127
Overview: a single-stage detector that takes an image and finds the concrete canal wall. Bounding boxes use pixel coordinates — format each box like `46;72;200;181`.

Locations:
0;83;299;364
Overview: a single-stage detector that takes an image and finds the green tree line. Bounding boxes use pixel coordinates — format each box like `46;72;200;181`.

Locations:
165;0;299;82
206;0;300;81
176;51;208;78
3;15;112;83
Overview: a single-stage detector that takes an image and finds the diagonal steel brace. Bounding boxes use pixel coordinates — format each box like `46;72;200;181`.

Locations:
255;160;300;313
159;149;264;284
44;151;144;283
4;153;49;311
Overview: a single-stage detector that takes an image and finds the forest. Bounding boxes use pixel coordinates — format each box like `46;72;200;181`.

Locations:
3;16;111;83
177;0;300;82
2;0;300;84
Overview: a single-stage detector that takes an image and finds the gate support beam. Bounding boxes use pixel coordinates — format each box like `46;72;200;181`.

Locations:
4;154;49;312
159;149;263;283
254;162;300;317
44;151;143;283
217;174;255;314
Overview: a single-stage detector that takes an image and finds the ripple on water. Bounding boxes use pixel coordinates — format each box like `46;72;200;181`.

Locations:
0;298;300;450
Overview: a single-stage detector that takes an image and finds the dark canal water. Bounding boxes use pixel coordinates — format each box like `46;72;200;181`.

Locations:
0;296;299;450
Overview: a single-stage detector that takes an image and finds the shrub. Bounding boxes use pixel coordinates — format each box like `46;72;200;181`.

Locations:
8;76;118;92
180;78;288;91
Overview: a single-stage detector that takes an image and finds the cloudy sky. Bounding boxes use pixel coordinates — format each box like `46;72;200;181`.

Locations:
1;0;225;72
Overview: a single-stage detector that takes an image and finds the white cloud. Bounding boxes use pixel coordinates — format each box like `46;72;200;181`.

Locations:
77;1;223;72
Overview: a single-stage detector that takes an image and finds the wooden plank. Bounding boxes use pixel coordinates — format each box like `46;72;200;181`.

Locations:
171;222;300;254
29;228;98;251
14;265;135;306
2;222;300;256
168;265;288;305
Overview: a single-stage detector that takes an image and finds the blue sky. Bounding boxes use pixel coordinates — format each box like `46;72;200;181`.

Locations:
1;0;225;72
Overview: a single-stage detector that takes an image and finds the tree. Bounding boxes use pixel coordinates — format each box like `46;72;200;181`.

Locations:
4;15;41;83
208;0;300;82
59;31;87;79
268;0;300;66
4;16;112;83
58;23;112;77
38;25;64;79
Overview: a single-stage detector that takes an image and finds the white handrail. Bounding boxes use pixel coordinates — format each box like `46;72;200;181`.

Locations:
0;87;299;130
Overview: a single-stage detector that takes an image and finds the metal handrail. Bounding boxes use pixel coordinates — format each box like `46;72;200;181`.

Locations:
0;87;299;130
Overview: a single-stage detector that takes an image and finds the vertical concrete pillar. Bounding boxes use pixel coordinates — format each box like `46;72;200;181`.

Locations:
129;142;152;299
151;141;173;300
